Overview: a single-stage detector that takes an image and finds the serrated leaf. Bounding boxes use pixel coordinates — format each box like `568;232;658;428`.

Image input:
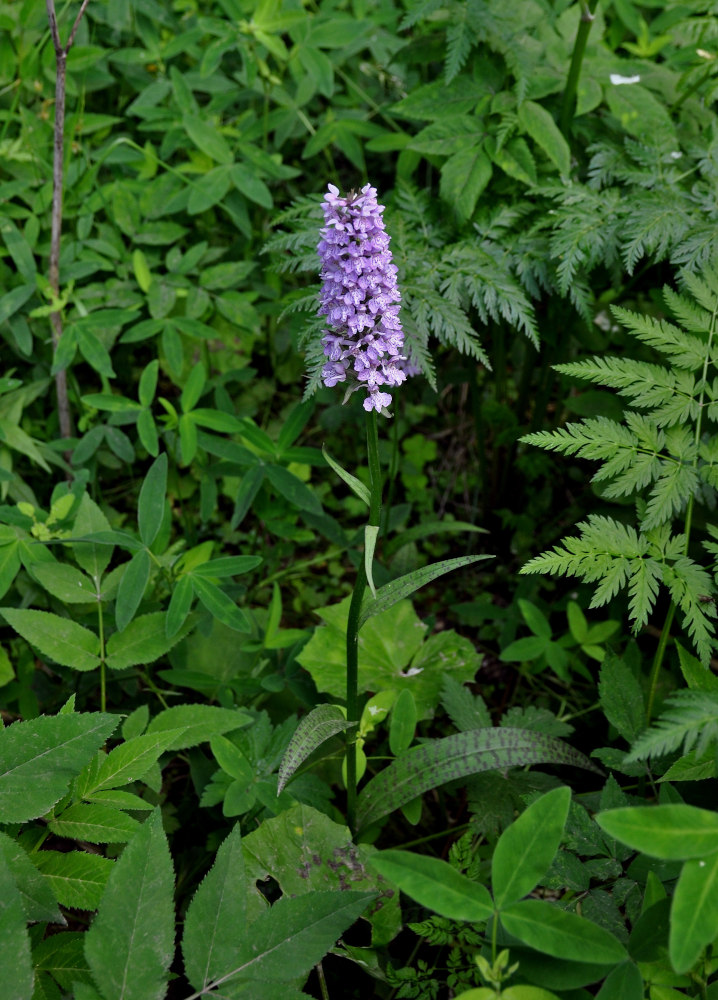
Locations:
492;787;571;908
518;100;571;175
85;730;183;795
48;803;141;844
0;713;117;823
278;705;355;794
32;851;114;910
356;728;599;832
182;826;246;991
0;851;33;1000
598;655;645;743
0;609;100;671
105;612;193;669
0;832;63;924
359;555;491;627
368;850;492;922
146;705;251;750
31;563;98;604
84;811;174;1000
32;932;90;990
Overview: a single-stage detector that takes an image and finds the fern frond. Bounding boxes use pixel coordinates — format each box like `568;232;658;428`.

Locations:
400;0;445;30
548;188;622;296
663;557;716;665
663;287;713;336
405;285;490;366
621;191;691;274
680;269;718;315
641;462;699;531
626;690;718;762
446;10;474;82
611;306;708;370
671;224;718;273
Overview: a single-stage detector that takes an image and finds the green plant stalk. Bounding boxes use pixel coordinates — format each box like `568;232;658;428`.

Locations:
97;599;106;713
345;410;382;834
560;0;600;137
646;299;718;721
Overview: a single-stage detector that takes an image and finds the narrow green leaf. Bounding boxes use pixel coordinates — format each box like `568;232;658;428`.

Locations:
231;464;265;529
492;787;571;908
166;575;194;639
383;519;485;559
596;805;718;860
72;494;114;579
669;851;718;973
0;608;100;671
500;899;626;964
0;851;33;1000
191;556;263;579
86;730;183;795
0;832;63;924
598;655;645;743
322;445;370;506
356;728;598;832
146;704;251;750
389;689;417;757
138;453;167;548
48;803;141;844
182;826;246;991
0;713;117;823
183;114;233;164
278;705;355;794
265;464;322;514
192;576;251;633
368;850;493;922
1;219;36;282
364;524;379;598
84;811;174;1000
115;549;151;632
32;851;114;910
358;556;492;627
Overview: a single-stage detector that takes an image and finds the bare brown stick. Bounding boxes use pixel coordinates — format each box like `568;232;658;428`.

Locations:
45;0;90;441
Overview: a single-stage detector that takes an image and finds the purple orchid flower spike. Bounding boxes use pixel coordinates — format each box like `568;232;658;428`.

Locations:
317;183;416;414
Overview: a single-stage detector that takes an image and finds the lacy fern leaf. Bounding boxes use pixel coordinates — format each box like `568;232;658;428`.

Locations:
626;690;718;762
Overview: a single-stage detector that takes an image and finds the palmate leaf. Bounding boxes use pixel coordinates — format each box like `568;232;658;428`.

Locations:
355;727;599;832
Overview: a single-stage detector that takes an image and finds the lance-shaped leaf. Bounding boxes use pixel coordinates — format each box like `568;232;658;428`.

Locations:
356;728;599;832
670;850;718;973
322;445;370;506
358;555;492;628
368;850;493;922
278;705;356;794
0;851;33;1000
0;609;100;672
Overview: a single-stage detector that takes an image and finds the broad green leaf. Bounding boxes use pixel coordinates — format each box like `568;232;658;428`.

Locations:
192;576;251;632
518;100;571;175
105;611;193;669
198;891;373;991
492;787;571;908
183;114;233;164
322;445;369;506
597;805;718;860
85;730;183;794
518;600;552;639
0;608;100;671
182;826;246;991
231;162;273;208
31;563;98;604
278;705;355;793
368;850;493;922
389;689;417;757
598;655;645;743
85;811;174;1000
500;899;626;964
146;704;251;750
265;463;322;514
439;144;492;219
0;713;117;823
356;728;597;832
32;851;114;910
594;962;644;1000
243;804;400;947
0;832;63;924
358;556;491;627
49;803;141;844
210;736;254;783
115;549;151;632
669;850;718;973
72;494;113;579
138;453;167;548
0;851;33;1000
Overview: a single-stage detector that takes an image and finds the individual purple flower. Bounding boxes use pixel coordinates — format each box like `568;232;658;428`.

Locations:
317;183;414;413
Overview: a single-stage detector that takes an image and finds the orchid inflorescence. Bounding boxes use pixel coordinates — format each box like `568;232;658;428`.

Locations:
317;182;416;413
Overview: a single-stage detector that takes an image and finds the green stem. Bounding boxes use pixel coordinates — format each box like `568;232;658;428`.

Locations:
560;0;600;137
345;411;382;835
97;599;106;713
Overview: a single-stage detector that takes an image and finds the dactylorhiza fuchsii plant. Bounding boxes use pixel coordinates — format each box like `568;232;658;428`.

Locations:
317;182;417;415
316;181;408;830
